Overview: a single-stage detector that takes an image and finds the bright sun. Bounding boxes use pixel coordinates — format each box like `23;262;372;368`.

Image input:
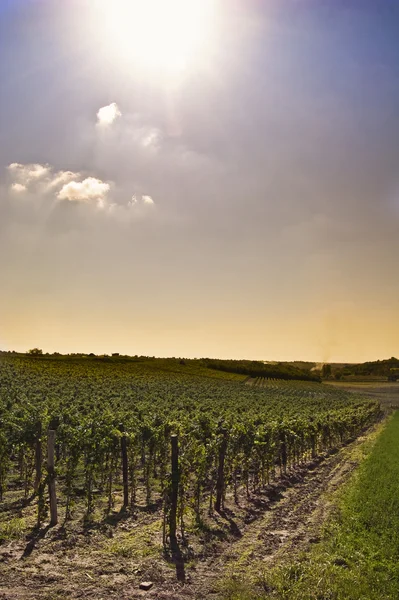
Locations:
98;0;217;76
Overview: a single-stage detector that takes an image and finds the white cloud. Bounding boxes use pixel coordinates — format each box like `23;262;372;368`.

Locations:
7;163;82;195
57;177;110;204
10;183;27;193
46;170;80;190
103;194;157;224
8;162;50;184
140;128;161;149
28;164;49;179
5;161;156;219
96;102;122;126
128;194;155;207
129;195;138;207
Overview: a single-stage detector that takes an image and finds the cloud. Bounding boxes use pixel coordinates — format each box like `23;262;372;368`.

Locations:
10;183;27;193
139;128;161;149
5;161;157;219
102;193;157;224
57;177;110;204
96;102;122;126
8;162;50;184
129;195;155;207
7;163;81;196
46;170;80;190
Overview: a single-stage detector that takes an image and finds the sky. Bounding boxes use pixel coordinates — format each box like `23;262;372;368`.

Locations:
0;0;399;362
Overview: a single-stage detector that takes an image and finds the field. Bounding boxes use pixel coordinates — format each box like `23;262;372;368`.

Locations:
0;354;383;599
326;379;399;409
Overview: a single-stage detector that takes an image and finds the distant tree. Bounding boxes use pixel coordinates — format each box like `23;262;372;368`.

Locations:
28;348;43;356
322;364;332;379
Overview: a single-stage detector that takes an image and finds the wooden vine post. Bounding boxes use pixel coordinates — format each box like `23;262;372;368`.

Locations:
215;427;228;513
280;430;287;475
120;424;129;508
34;420;42;494
169;434;179;542
47;430;58;526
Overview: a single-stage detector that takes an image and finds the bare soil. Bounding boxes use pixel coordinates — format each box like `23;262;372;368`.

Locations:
0;422;384;600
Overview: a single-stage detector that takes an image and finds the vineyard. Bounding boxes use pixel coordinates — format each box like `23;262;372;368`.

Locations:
0;354;381;598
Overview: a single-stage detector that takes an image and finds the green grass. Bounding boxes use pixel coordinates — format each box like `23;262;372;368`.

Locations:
272;411;399;599
0;517;26;542
221;411;399;600
106;518;163;559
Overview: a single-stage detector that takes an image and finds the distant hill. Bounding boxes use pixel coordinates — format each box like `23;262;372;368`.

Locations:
279;361;317;372
332;357;399;380
203;358;321;382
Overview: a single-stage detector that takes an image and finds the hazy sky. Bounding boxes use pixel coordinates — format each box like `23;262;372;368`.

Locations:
1;0;399;362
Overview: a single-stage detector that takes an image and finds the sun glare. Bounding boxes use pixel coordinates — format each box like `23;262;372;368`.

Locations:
99;0;217;77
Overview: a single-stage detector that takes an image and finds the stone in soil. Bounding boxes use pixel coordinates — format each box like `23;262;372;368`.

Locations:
139;581;154;591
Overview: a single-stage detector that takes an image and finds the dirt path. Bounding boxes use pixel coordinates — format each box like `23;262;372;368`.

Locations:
0;421;384;600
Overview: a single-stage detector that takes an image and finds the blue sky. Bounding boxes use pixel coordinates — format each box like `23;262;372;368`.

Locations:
1;0;399;361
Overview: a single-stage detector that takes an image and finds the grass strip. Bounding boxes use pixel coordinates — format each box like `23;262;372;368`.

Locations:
222;412;399;600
